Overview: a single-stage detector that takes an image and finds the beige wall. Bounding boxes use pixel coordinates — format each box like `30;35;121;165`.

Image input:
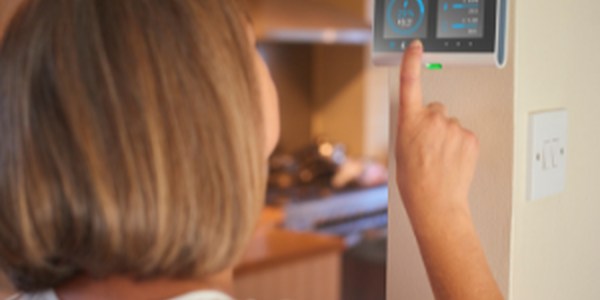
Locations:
511;0;600;299
388;0;600;299
387;39;515;300
387;0;516;297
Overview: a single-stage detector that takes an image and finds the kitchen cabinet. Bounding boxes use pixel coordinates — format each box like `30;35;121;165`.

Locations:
251;0;390;162
234;229;344;300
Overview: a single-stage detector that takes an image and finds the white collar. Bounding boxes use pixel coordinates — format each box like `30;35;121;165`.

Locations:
168;290;233;300
12;290;232;300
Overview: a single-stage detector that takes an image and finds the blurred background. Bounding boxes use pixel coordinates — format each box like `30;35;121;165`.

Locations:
235;0;391;300
0;0;390;299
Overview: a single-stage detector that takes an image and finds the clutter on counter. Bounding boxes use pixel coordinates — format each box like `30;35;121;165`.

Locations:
266;138;389;246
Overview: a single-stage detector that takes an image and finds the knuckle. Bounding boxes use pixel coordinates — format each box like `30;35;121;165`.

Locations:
427;102;445;110
430;103;448;115
449;122;462;134
427;105;448;119
428;114;447;130
464;131;480;153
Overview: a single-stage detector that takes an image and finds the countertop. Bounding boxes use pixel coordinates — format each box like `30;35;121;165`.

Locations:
234;207;345;276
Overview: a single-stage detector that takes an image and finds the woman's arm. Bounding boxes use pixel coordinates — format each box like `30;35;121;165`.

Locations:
394;40;504;300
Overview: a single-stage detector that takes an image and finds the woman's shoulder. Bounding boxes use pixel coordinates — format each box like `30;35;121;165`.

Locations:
6;290;59;300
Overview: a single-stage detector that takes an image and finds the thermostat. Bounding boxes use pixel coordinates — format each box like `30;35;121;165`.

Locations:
372;0;509;68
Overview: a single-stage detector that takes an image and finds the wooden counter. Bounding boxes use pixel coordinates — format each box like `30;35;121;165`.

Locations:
235;228;345;276
233;208;345;300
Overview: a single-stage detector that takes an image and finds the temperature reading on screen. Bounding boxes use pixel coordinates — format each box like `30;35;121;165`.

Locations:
437;0;485;38
384;0;429;39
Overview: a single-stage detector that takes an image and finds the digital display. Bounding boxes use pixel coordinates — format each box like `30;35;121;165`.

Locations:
383;0;429;39
437;0;485;38
372;0;501;61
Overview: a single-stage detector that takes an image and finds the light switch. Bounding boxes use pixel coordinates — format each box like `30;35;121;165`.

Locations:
527;110;568;201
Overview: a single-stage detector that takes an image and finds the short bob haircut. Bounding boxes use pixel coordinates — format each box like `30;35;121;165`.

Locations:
0;0;265;292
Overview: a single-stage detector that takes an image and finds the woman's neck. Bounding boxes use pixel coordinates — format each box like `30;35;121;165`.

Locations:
55;270;233;300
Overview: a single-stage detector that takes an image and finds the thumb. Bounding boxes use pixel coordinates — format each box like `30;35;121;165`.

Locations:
399;40;424;119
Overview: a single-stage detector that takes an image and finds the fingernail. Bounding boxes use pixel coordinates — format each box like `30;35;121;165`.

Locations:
410;40;422;49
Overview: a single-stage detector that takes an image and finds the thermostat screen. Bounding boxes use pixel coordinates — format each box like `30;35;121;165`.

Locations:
373;0;497;54
383;0;429;39
437;0;485;38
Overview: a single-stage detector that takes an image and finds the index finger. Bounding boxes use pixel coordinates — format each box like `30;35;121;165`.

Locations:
399;40;424;118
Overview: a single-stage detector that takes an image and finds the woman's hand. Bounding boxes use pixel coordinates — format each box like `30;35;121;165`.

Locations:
394;40;504;300
395;40;479;219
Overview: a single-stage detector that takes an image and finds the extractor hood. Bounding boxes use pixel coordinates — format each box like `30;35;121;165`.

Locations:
249;0;371;44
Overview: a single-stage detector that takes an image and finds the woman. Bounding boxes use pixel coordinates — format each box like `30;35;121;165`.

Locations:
0;0;503;299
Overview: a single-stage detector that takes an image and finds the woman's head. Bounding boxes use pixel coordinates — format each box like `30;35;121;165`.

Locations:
0;0;278;292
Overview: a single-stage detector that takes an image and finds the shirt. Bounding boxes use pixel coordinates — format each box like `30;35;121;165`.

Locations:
7;290;233;300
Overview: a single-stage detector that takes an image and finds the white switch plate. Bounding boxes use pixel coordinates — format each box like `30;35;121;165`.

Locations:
527;109;568;201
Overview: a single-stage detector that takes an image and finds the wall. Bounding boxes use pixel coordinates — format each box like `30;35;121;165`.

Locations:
510;0;600;299
388;0;600;299
387;1;516;298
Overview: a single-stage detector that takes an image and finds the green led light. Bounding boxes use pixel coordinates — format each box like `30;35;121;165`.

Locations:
426;63;443;70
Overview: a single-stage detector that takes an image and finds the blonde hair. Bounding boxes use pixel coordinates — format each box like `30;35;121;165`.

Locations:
0;0;265;292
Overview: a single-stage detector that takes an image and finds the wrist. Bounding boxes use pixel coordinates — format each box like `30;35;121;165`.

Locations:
402;196;474;237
